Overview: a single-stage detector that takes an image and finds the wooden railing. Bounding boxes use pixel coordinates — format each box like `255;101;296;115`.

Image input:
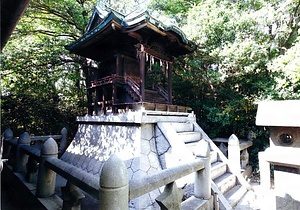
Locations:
90;75;142;101
2;128;212;210
90;75;114;87
155;85;169;102
123;75;141;101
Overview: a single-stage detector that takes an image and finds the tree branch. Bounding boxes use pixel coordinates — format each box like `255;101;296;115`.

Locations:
283;0;300;49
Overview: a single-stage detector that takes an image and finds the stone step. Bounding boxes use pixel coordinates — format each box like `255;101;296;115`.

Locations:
185;141;199;155
224;185;248;207
178;132;202;144
214;173;236;194
210;150;218;164
171;122;194;133
181;196;212;210
211;161;227;180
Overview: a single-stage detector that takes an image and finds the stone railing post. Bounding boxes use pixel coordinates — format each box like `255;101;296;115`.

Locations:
36;138;58;198
258;149;271;190
14;132;31;173
61;181;85;210
26;156;38;183
3;128;13;159
58;127;68;158
240;149;249;169
195;140;211;199
228;134;240;173
99;154;129;210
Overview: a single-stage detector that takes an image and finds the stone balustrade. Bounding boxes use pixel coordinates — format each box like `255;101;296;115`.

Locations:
228;134;253;178
2;128;212;210
213;134;253;178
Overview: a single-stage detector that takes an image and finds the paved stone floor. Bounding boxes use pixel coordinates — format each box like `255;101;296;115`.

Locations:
234;182;273;210
234;176;300;210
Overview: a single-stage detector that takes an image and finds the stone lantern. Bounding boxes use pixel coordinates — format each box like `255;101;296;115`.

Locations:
256;100;300;209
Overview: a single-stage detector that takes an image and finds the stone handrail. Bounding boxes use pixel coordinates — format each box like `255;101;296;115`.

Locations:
129;157;207;199
3;128;212;210
193;123;252;190
3;128;68;158
46;157;99;198
212;134;253;178
47;143;211;209
228;134;253;178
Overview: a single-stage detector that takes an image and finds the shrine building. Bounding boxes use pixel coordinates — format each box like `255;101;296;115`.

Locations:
66;4;194;115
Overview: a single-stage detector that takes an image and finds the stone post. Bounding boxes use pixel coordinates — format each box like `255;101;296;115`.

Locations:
14;132;31;173
26;156;38;183
228;134;240;173
36;138;58;198
258;150;271;190
58;127;68;158
61;181;85;210
3;128;13;159
195;140;211;200
99;154;129;210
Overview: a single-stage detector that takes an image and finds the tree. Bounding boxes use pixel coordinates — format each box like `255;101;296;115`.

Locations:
1;0;96;136
168;0;300;171
1;0;299;172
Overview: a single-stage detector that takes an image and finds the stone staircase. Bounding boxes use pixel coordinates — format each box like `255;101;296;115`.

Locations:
168;122;251;210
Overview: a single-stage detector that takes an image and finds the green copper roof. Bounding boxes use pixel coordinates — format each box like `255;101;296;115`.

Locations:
66;6;194;59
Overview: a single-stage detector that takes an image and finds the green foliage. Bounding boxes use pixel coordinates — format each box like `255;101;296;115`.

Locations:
165;0;300;171
1;0;299;171
1;0;95;137
102;0;140;15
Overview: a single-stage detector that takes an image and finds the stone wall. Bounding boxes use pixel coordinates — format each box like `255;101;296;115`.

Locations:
61;113;172;209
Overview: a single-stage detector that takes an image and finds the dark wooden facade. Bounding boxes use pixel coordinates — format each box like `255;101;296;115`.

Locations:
66;6;194;114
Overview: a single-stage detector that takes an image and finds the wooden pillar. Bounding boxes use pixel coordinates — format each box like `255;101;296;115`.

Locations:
102;87;106;114
94;88;99;115
139;45;145;101
168;62;173;104
87;89;93;115
116;54;122;76
112;83;116;113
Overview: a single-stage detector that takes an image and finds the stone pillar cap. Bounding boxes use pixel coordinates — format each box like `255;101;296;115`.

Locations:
41;138;58;155
228;134;239;146
100;154;128;188
4;128;13;139
18;132;31;144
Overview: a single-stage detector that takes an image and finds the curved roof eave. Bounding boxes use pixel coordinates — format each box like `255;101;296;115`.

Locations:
65;11;123;51
66;9;195;52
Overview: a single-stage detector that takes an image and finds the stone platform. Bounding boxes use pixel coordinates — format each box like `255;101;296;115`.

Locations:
60;110;196;209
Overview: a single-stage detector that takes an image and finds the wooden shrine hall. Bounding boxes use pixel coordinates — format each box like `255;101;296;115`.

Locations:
66;4;194;114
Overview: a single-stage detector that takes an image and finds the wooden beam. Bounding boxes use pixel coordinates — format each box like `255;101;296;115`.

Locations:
168;62;173;104
1;0;31;51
